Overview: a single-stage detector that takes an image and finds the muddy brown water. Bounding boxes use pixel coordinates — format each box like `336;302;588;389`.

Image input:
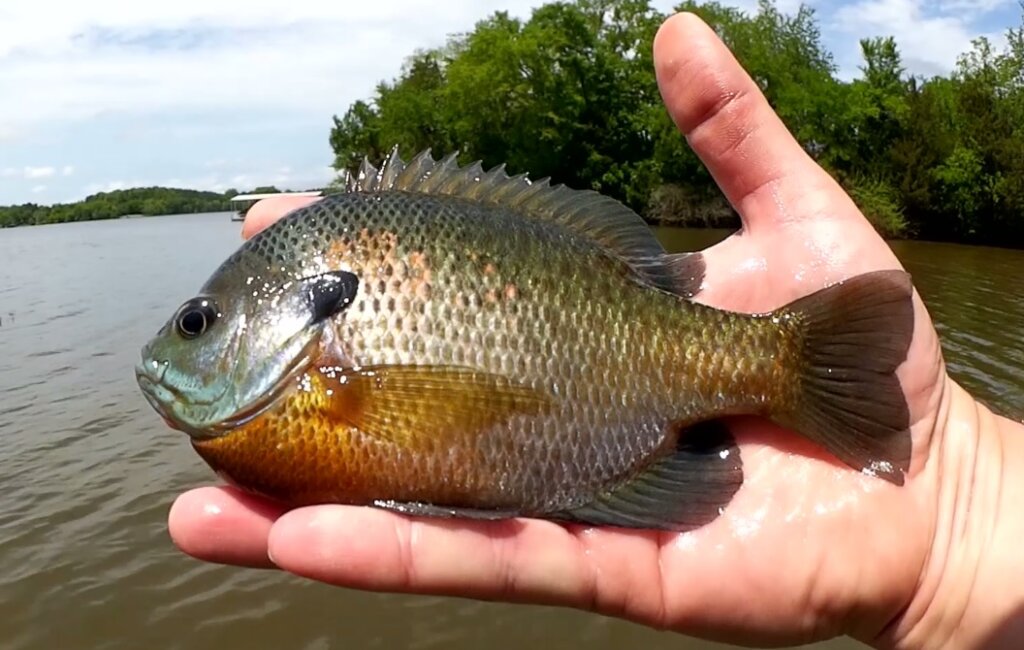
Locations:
1;214;1020;650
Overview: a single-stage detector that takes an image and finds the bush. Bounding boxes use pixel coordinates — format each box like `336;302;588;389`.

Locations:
845;176;911;238
645;184;738;228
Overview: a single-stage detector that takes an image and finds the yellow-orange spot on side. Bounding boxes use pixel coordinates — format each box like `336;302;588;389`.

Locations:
323;229;433;302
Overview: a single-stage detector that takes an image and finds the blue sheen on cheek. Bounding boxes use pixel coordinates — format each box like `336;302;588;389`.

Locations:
163;366;231;407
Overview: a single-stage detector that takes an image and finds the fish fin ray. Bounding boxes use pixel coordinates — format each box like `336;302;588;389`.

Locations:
372;500;520;521
317;364;553;447
551;420;742;531
339;147;704;296
774;270;914;485
629;252;706;299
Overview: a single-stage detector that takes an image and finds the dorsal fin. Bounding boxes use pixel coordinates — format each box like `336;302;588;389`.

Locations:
341;146;704;297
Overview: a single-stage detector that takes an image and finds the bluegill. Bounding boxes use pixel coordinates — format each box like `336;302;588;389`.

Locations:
135;149;913;531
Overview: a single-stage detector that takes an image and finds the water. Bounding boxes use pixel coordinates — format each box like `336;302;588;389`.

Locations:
0;214;1020;650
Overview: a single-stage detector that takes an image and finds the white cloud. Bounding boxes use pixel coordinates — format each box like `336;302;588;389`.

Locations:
0;0;1013;206
24;166;55;179
0;0;677;133
936;0;1014;12
31;185;46;193
834;0;1005;76
79;162;334;197
0;165;65;179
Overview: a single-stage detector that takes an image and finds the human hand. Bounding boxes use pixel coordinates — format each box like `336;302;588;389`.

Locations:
168;13;1024;649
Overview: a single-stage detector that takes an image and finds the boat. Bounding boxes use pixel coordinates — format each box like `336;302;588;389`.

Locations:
228;191;323;221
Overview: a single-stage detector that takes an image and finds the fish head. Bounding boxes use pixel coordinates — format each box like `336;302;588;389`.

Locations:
136;252;359;440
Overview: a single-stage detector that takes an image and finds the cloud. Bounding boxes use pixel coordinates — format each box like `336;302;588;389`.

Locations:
833;0;1006;76
0;165;63;179
31;185;47;193
24;166;55;179
0;0;1016;206
0;1;675;133
936;0;1014;12
79;162;335;197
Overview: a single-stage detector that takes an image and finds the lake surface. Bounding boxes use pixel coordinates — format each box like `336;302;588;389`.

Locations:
1;213;1020;650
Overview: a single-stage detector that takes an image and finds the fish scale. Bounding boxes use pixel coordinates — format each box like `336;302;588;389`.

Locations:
137;148;915;531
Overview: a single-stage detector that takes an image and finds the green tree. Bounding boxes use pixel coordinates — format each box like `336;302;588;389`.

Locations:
305;0;1024;246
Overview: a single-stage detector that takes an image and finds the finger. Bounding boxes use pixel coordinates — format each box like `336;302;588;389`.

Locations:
266;505;665;622
168;486;287;569
241;196;322;240
653;13;849;231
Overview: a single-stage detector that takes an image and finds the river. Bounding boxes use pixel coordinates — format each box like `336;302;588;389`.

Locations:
0;213;1020;650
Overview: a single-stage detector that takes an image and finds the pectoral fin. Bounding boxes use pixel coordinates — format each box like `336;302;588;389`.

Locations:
316;365;553;447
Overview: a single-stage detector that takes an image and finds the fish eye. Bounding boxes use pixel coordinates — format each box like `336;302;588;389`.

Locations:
175;299;219;339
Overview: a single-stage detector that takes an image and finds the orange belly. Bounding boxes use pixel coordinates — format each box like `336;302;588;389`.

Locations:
191;369;502;507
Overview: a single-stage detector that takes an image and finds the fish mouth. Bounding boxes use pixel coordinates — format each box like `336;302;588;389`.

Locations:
136;362;174;421
135;357;168;385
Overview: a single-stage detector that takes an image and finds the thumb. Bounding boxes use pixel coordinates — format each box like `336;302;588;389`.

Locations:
241;196;322;240
653;12;847;234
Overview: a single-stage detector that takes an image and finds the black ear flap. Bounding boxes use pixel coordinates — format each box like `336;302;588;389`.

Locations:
302;270;359;323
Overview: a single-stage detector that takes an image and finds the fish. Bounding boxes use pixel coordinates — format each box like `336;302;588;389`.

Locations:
135;148;914;531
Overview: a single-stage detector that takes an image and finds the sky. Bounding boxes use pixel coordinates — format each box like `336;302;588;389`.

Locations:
0;0;1020;206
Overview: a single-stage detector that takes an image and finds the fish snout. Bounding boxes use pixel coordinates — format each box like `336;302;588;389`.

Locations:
135;357;168;386
135;360;181;430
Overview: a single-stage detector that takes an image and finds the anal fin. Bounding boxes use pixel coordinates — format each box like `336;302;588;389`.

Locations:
372;500;521;521
551;420;743;532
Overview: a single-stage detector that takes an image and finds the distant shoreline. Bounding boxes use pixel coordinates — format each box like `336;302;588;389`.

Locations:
6;188;1024;252
0;185;320;229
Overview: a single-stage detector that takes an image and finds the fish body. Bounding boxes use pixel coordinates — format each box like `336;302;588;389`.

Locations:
136;149;914;530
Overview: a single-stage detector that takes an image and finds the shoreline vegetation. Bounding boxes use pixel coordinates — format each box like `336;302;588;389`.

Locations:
0;186;288;228
4;0;1024;249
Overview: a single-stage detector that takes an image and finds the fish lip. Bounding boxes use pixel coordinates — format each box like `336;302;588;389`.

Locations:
136;371;180;428
135;357;193;422
135;357;168;384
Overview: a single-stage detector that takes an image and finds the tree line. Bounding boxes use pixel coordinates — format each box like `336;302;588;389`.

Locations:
0;186;290;228
328;0;1024;247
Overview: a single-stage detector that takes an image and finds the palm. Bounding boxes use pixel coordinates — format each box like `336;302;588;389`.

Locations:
168;13;950;649
640;202;946;644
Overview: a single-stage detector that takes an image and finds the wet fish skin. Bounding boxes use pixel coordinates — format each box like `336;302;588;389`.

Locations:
137;149;914;531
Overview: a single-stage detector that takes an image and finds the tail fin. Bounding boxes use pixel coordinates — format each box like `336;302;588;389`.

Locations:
775;270;915;485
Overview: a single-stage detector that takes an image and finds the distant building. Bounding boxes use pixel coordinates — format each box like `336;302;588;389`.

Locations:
228;191;322;221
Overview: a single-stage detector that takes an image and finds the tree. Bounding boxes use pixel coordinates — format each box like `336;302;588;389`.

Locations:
320;0;1024;246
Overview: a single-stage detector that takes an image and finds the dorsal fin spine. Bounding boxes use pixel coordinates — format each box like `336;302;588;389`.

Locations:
336;145;704;297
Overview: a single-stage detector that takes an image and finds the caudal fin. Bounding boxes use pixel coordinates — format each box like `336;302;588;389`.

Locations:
775;270;915;485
